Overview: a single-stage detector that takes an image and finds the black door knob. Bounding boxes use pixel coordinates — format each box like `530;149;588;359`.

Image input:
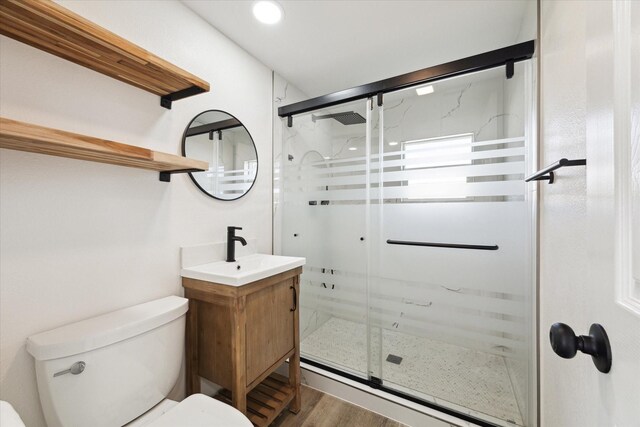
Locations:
549;323;612;373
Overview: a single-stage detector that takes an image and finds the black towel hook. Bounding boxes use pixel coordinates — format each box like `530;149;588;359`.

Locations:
525;158;586;184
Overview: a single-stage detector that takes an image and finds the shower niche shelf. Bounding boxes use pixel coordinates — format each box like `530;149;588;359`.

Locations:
0;117;208;182
0;0;209;109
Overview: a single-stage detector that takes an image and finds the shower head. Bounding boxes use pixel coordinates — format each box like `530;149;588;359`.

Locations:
311;111;366;125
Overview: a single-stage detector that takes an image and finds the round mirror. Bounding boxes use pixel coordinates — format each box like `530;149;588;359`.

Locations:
183;110;258;200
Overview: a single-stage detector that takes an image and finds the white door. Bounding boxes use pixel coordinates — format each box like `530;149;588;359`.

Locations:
540;1;640;426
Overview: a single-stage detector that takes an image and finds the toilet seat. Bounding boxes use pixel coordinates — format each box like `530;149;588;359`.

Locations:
0;401;26;427
146;394;252;427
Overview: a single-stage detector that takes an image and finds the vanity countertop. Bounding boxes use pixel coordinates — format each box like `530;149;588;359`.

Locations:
181;253;305;286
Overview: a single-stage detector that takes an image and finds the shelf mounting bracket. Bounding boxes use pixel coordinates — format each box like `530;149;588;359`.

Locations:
160;86;208;109
159;168;203;182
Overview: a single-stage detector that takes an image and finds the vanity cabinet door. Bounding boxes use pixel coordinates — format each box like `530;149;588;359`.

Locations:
245;278;295;385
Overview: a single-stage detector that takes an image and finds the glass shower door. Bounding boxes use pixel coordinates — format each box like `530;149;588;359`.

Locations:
370;63;534;426
276;58;535;427
278;98;373;380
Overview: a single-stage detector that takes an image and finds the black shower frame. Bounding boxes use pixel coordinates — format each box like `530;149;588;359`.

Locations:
278;40;535;120
282;40;537;427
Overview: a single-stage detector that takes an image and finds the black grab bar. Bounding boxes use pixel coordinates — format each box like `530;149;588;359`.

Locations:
525;158;586;184
386;239;499;251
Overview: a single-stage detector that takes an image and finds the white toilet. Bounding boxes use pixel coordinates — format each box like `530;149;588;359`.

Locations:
26;296;252;427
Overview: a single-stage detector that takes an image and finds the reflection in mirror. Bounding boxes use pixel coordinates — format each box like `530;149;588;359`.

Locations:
183;110;258;200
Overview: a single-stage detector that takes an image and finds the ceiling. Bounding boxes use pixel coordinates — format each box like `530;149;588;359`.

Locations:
183;1;535;98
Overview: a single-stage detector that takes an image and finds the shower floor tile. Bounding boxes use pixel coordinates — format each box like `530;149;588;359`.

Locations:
301;317;523;426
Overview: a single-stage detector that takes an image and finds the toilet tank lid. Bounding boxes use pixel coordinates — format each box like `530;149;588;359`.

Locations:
26;296;188;361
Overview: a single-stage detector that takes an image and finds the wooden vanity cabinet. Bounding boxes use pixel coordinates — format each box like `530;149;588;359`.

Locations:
183;267;301;426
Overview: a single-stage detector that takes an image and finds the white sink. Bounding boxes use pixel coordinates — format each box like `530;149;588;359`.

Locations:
180;253;306;286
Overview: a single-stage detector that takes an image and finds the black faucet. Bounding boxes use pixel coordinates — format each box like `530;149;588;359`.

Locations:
226;226;247;262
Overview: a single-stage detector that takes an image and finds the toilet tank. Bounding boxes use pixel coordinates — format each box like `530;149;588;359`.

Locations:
26;296;188;427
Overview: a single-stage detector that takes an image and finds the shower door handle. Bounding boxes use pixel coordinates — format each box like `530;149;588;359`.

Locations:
290;285;297;312
386;239;498;251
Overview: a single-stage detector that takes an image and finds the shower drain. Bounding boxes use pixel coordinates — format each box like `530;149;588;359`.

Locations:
385;354;403;365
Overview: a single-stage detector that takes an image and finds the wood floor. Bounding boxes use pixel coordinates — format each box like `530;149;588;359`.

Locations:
272;385;406;427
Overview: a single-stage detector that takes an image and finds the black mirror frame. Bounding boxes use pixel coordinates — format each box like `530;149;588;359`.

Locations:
181;109;259;201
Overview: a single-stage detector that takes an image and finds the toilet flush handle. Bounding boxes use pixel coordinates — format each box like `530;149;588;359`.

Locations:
53;361;85;377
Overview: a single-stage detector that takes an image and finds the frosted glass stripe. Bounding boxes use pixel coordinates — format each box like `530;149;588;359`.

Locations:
217;183;252;191
380;162;523;182
303;286;525;334
302;275;525;310
303;270;524;301
370;305;524;342
299;319;520;359
286;147;525;175
304;310;525;356
302;279;526;317
217;168;249;175
470;136;525;147
284;162;525;188
217;175;255;183
302;267;526;299
302;298;525;346
289;136;525;168
301;300;526;353
286;180;525;201
302;270;525;301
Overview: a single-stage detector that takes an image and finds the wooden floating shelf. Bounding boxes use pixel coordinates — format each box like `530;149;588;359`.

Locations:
214;373;296;427
0;117;208;182
0;0;210;109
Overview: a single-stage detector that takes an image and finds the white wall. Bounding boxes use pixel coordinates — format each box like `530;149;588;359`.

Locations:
0;2;273;426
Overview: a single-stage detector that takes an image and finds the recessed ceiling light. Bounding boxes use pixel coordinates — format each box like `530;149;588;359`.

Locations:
323;156;331;160
253;1;283;25
388;141;399;146
348;147;357;151
415;85;434;96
